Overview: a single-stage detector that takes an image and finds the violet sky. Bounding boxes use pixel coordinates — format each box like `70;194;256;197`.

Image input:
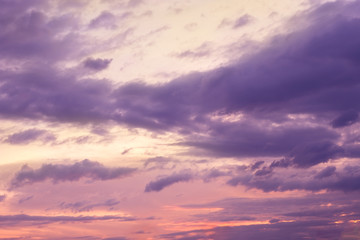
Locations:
1;0;360;239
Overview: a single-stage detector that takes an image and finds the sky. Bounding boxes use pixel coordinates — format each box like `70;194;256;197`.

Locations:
1;0;360;239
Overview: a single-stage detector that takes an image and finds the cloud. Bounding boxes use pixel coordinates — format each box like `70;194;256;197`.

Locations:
127;0;142;7
0;2;84;62
233;14;253;28
59;199;120;213
10;159;136;189
144;172;193;192
331;110;359;128
4;129;56;145
184;122;339;159
175;192;360;239
227;164;360;193
84;58;112;71
0;0;358;139
276;141;344;168
89;11;117;29
0;214;135;227
174;43;212;59
314;166;336;179
160;220;343;240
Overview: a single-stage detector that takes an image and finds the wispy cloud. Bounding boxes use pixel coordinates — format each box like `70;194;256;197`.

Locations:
10;160;136;189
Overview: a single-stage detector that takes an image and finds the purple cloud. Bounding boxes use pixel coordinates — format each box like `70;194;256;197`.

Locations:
174;192;360;239
0;214;135;227
144;172;193;192
10;159;136;189
314;166;336;179
59;199;121;213
331;110;359;128
84;58;112;71
5;129;56;145
227;164;360;193
233;14;253;28
89;11;117;29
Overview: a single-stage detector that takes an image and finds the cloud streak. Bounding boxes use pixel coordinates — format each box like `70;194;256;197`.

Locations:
10;159;136;189
145;172;193;192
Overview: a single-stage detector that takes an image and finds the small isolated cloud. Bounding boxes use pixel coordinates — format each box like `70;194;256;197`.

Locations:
174;43;211;59
5;129;56;145
10;159;136;189
144;172;193;192
219;14;253;29
0;195;6;202
83;58;112;71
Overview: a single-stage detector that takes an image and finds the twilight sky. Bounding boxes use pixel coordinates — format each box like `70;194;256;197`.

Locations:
1;0;360;239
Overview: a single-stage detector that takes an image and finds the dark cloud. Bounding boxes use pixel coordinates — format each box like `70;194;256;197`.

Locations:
184;123;339;159
250;161;264;171
144;172;193;192
1;0;360;141
227;164;360;192
315;166;336;179
5;129;56;145
286;141;344;168
10;159;136;189
84;58;112;71
0;1;84;62
331;110;359;128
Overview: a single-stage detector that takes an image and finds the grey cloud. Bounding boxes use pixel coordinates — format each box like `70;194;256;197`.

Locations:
10;159;136;189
